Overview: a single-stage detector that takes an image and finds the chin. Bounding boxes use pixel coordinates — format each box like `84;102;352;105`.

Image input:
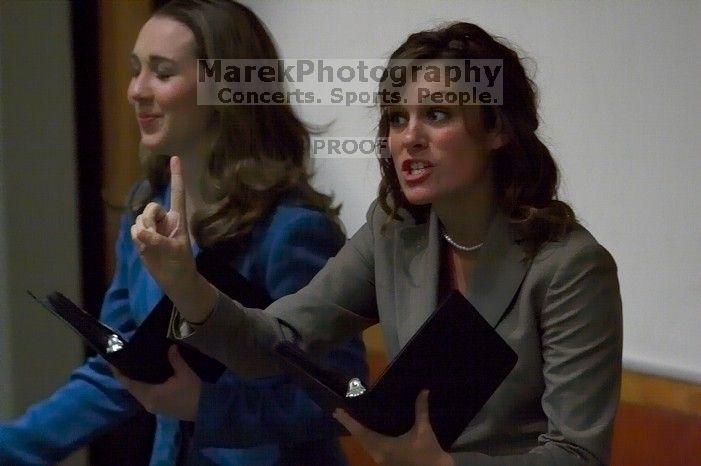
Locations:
140;136;170;154
404;197;433;207
400;188;436;206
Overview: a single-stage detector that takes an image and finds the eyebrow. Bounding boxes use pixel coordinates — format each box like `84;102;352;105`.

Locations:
130;53;178;65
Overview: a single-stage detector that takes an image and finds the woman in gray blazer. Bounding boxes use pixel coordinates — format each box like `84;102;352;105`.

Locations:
132;22;622;466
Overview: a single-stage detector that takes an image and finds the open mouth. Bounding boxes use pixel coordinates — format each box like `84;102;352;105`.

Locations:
408;161;429;175
401;159;435;182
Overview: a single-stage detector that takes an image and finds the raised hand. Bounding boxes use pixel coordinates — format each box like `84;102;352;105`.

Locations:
131;156;217;323
333;391;455;466
131;156;196;291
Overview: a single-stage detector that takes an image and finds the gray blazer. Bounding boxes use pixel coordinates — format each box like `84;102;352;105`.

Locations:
176;201;622;465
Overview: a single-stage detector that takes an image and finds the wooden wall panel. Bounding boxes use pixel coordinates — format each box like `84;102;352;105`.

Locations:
98;0;151;278
621;370;701;417
94;3;154;465
612;403;701;466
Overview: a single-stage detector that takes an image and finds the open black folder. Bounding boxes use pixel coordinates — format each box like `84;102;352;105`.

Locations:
273;291;518;450
28;248;271;384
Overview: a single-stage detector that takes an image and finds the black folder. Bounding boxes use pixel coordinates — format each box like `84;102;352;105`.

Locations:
28;247;271;384
273;290;518;450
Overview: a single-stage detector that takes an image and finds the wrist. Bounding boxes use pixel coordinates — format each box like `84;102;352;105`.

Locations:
158;255;198;299
170;272;219;324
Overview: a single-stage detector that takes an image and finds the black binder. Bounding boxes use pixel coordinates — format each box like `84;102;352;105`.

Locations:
273;291;518;450
28;248;271;384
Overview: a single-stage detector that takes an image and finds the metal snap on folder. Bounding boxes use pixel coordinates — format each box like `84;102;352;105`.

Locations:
274;290;518;450
28;247;271;384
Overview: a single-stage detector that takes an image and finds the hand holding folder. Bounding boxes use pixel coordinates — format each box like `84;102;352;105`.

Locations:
28;247;271;384
274;291;518;450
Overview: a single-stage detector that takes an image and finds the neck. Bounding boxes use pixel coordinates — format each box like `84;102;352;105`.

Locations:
433;187;496;251
174;151;208;227
173;131;216;222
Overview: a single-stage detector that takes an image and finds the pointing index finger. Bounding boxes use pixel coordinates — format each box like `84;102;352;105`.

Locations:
169;156;187;216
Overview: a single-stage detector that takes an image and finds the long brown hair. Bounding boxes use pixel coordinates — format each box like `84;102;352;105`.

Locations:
130;0;339;248
377;22;574;257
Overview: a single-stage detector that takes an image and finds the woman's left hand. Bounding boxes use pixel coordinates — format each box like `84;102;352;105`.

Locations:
333;390;455;466
112;345;202;421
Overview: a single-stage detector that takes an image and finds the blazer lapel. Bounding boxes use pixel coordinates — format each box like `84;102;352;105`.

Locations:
393;210;441;348
391;210;529;349
466;213;530;328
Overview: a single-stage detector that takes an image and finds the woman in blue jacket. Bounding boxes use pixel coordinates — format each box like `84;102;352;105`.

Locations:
0;1;366;465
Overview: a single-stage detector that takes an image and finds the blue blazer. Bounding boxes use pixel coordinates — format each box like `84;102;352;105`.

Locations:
0;188;367;466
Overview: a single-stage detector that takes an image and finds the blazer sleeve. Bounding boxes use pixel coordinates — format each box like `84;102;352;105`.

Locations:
172;202;381;379
451;241;623;465
191;208;369;448
0;213;144;465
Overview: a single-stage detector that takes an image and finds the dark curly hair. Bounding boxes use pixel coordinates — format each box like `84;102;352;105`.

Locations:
377;22;574;257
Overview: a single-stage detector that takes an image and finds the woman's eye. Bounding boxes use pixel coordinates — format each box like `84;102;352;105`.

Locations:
388;112;407;128
155;64;175;80
426;108;449;122
156;69;173;80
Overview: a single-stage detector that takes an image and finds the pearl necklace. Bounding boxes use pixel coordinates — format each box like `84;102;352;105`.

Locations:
441;227;484;252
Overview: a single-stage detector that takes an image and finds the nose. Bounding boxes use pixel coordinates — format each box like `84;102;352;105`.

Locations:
402;117;428;152
127;71;153;104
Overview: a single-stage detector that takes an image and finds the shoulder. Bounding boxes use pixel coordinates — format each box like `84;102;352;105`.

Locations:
363;198;420;235
268;202;344;240
254;196;346;254
250;198;347;298
527;223;619;294
534;223;616;270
